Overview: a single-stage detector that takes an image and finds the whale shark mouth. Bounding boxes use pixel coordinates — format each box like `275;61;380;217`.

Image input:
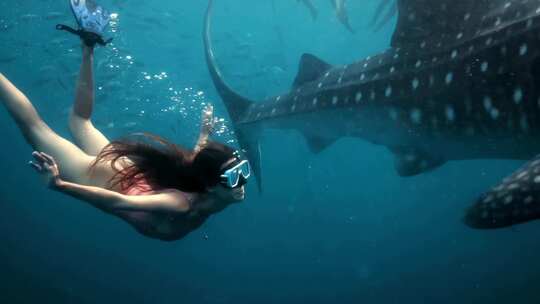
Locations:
203;0;540;228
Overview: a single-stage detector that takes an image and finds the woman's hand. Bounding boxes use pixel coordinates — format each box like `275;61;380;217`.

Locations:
29;151;62;189
200;103;215;136
193;104;216;155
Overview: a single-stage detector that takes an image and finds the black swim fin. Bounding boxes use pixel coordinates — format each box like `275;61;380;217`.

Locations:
56;0;112;48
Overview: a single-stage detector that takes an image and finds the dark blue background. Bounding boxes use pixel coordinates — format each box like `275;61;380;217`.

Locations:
1;0;539;303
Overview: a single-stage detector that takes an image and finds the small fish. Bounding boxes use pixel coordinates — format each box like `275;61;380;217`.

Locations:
331;0;355;33
131;60;146;68
20;14;40;21
57;77;68;91
44;12;64;20
298;0;318;20
97;91;109;101
32;77;53;87
50;37;69;45
105;80;122;90
271;65;286;73
38;65;55;73
0;56;17;64
57;62;73;74
370;0;397;32
0;20;13;32
101;72;118;81
178;33;195;40
0;56;17;63
141;16;165;27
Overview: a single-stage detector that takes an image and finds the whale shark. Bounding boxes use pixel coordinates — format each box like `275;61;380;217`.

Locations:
331;0;354;33
204;0;540;229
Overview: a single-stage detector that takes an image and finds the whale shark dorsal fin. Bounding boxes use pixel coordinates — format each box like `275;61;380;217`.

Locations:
292;53;332;88
391;0;535;49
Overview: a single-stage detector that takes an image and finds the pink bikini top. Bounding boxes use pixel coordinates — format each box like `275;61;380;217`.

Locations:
121;176;157;196
120;176;195;210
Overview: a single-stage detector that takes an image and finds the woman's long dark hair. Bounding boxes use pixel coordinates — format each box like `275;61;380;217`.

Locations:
90;133;236;193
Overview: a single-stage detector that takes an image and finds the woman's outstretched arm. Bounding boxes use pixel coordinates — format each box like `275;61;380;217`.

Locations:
69;45;110;155
30;151;190;214
55;180;190;214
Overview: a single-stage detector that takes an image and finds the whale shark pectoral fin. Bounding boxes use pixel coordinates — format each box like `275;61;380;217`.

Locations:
464;154;540;229
304;136;337;154
390;147;446;176
292;53;332;89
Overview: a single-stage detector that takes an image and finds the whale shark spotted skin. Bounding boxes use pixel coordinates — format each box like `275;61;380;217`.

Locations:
204;0;540;229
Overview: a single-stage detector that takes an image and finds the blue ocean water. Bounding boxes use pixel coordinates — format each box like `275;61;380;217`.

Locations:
1;0;540;303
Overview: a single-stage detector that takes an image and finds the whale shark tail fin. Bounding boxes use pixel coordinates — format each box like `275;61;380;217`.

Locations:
203;0;262;192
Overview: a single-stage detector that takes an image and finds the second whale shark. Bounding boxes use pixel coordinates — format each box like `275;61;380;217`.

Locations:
204;0;540;229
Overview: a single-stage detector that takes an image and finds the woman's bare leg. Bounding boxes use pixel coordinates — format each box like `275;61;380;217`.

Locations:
69;45;110;156
0;73;94;184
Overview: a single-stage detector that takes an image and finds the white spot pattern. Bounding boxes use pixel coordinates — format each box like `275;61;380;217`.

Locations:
520;44;528;56
481;62;489;72
445;72;453;85
355;92;363;103
385;86;393;97
445;106;455;121
410;109;422;124
412;78;420;90
513;88;523;104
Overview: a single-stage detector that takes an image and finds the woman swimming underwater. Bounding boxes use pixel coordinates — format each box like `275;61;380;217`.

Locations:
0;2;250;241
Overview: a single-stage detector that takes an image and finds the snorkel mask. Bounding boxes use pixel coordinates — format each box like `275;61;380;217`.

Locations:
219;159;251;189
